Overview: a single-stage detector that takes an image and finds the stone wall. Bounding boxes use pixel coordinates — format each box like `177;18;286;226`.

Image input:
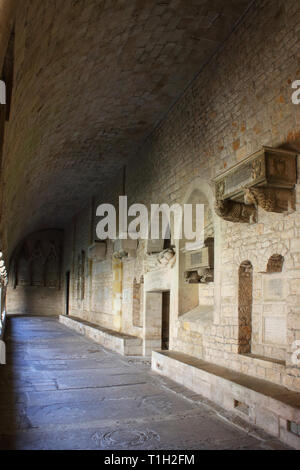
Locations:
61;0;300;391
7;230;63;316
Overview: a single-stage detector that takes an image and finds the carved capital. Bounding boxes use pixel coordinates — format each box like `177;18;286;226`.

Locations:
215;199;257;224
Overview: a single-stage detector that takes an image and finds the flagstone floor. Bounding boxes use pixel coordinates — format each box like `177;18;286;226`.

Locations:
0;316;289;450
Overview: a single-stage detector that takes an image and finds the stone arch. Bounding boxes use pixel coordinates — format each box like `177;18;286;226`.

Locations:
178;178;219;316
234;248;259;272
261;242;289;273
238;261;253;355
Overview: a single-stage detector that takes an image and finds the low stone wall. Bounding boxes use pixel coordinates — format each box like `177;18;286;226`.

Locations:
152;350;300;449
59;315;142;356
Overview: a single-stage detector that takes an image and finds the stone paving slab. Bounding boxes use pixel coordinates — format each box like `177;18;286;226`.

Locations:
0;316;290;450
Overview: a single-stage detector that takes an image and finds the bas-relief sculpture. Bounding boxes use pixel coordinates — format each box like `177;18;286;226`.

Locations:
215;198;257;224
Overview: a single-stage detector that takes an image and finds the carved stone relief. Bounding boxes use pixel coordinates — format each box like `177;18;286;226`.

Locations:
215;199;257;224
238;261;253;355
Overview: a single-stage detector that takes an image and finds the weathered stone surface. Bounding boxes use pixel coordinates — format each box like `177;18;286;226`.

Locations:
0;316;289;450
0;0;254;258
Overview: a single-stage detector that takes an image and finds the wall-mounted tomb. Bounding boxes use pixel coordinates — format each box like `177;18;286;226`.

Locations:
214;147;297;223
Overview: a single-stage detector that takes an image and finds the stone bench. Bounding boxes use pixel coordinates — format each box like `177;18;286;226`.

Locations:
152;350;300;449
59;315;142;356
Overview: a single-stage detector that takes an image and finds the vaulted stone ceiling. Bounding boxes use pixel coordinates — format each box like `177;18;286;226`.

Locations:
1;0;253;258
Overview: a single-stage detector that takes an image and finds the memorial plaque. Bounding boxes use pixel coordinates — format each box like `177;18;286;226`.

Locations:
263;316;286;345
263;276;286;301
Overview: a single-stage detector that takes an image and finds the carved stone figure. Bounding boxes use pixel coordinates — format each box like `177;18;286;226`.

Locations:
184;267;214;284
251;158;263;180
156;248;176;268
215;199;257;224
145;248;176;271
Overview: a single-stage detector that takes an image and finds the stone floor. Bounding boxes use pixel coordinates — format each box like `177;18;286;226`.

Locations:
0;316;289;450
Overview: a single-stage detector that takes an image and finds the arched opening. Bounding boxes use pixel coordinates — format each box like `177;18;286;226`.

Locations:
238;261;253;355
179;188;215;316
267;254;284;273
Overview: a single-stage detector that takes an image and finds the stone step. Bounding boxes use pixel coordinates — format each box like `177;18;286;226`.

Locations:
59;315;142;356
152;350;300;449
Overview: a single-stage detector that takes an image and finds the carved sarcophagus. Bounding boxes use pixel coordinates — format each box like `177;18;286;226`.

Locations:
214;147;298;223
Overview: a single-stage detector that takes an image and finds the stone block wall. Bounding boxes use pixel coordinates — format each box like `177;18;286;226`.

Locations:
62;0;300;391
7;230;63;316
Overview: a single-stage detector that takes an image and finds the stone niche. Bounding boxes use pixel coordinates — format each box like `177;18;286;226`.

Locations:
179;187;215;317
184;237;214;284
253;255;287;362
214;146;298;223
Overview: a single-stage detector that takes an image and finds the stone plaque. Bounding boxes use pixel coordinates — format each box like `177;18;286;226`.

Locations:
222;160;255;198
263;317;286;345
263;276;286;301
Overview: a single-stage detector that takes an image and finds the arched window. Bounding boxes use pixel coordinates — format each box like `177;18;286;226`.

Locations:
267;254;284;273
238;261;253;355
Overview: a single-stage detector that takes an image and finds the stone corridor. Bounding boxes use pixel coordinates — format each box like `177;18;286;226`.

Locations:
0;316;289;450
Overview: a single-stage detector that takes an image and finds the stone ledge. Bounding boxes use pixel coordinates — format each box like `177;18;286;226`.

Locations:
59;315;142;356
152;350;300;449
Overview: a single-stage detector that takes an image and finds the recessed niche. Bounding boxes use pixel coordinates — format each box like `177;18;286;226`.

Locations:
267;254;284;273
